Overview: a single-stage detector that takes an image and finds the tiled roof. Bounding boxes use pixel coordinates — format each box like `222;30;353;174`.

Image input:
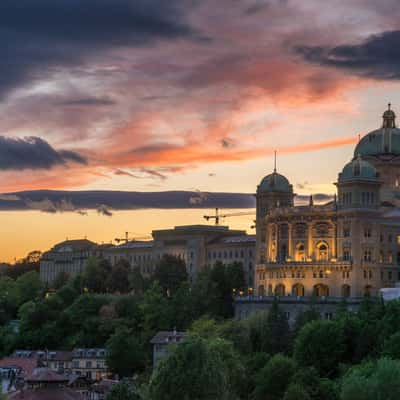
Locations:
0;357;37;375
8;387;83;400
27;368;68;383
150;331;187;344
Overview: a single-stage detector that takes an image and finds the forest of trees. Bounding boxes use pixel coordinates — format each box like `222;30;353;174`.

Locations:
1;255;400;399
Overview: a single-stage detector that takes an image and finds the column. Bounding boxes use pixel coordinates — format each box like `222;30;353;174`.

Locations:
288;223;293;261
307;222;313;261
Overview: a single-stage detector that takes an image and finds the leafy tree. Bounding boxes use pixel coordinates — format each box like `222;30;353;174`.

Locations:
107;259;130;293
129;267;146;295
290;366;338;400
15;271;42;305
82;257;111;293
140;282;171;341
106;379;142;400
53;271;70;290
284;383;311;400
152;254;188;295
294;306;320;334
0;276;18;323
294;320;345;377
247;299;290;354
253;354;296;400
341;358;400;400
382;331;400;359
149;335;243;400
106;327;146;378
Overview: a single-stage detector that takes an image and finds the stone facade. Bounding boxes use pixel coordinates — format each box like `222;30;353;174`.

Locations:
40;226;256;285
236;106;400;320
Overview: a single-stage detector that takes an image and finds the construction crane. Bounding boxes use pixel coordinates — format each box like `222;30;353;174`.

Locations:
114;232;152;244
203;208;255;226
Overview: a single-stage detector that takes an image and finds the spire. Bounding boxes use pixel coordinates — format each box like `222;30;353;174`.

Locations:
383;103;396;128
273;150;277;173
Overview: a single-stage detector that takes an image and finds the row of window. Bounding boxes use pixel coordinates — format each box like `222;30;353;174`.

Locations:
341;192;376;205
363;269;400;281
207;249;253;260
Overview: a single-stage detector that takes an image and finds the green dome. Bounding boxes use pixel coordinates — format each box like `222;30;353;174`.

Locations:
354;105;400;157
259;171;292;193
339;157;378;183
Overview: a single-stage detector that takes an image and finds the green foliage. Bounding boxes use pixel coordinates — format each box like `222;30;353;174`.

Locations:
294;306;320;334
15;271;43;305
294;320;345;377
129;266;146;295
107;259;130;294
283;383;311;400
248;299;290;354
253;354;296;400
106;379;142;400
82;257;112;293
341;358;400;400
153;254;188;295
106;327;146;378
382;331;400;359
52;271;70;290
149;335;243;400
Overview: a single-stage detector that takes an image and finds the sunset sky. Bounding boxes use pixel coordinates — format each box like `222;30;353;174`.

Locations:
2;0;400;261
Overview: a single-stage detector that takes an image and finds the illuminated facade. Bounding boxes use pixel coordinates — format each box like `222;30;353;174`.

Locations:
255;106;400;300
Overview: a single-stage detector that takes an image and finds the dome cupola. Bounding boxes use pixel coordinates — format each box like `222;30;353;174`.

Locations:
354;104;400;157
258;171;292;193
338;155;378;183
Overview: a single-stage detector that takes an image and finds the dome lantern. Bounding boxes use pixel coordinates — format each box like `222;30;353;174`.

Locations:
383;103;396;128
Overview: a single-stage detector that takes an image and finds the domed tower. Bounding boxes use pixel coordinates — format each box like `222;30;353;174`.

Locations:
255;158;294;264
256;168;294;220
354;104;400;204
336;155;381;209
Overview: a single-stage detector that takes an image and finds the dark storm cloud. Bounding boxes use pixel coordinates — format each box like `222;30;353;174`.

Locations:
0;136;87;170
0;0;195;98
297;30;400;80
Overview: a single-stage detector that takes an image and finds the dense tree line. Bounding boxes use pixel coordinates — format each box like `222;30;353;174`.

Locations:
2;254;400;400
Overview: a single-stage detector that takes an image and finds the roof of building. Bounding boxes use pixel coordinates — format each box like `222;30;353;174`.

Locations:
113;240;154;250
12;350;73;362
0;357;37;375
26;368;69;383
354;105;400;157
52;239;97;252
150;331;187;345
258;171;292;193
8;387;83;400
208;235;256;245
72;348;106;358
338;156;379;183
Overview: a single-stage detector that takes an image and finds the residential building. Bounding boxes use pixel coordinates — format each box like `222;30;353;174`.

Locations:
150;330;187;367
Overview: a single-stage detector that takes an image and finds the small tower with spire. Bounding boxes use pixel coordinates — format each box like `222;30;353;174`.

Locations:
382;103;396;128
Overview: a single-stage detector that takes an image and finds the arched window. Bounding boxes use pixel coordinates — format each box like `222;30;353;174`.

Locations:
364;285;372;296
316;242;329;261
341;284;351;298
275;284;286;297
313;284;329;297
258;285;265;296
295;242;306;262
292;283;305;297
